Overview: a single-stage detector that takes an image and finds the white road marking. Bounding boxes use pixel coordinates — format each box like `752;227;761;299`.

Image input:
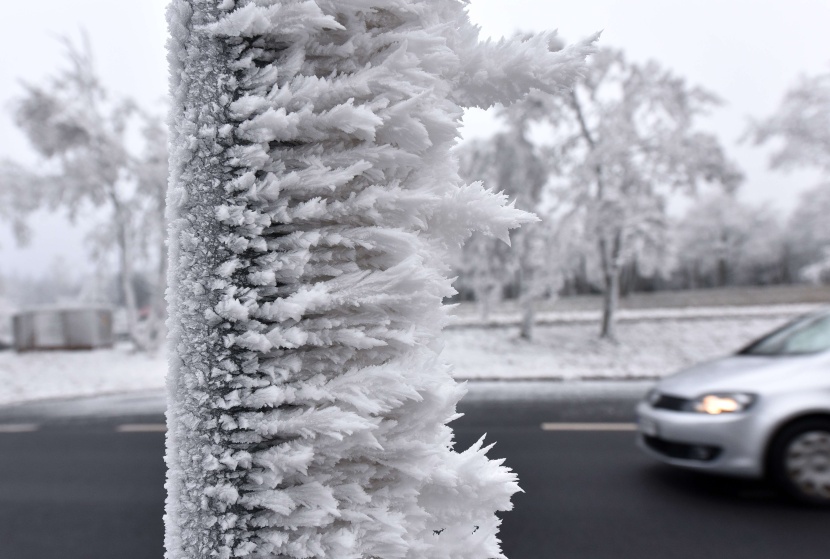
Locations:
541;422;638;432
117;424;167;433
0;424;39;433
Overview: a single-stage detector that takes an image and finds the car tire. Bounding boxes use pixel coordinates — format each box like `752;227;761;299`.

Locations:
768;418;830;506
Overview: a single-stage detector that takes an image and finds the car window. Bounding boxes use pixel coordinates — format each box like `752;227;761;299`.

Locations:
739;313;830;356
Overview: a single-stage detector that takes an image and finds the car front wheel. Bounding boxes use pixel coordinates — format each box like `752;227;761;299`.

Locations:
769;418;830;505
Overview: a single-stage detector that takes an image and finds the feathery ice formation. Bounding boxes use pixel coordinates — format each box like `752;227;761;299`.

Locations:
165;1;592;558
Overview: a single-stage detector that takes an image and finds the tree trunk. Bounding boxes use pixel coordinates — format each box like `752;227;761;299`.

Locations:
478;283;493;322
600;267;620;340
516;260;535;340
519;300;535;340
717;256;729;286
599;232;622;341
112;201;145;351
619;262;631;298
143;226;168;352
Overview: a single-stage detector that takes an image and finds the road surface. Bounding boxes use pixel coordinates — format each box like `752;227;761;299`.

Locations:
0;382;827;559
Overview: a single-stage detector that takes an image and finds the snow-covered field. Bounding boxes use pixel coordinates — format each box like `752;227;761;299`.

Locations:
0;305;809;405
0;347;167;406
444;315;791;380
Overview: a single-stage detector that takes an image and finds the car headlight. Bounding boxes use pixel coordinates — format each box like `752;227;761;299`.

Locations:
688;393;756;415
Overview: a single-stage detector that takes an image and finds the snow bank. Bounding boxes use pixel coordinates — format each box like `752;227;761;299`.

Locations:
0;347;166;406
444;315;791;380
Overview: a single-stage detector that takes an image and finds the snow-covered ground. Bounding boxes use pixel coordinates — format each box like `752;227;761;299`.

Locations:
0;305;810;406
444;315;791;380
0;347;167;406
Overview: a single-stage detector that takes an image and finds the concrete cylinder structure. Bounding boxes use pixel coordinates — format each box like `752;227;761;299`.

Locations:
13;307;114;351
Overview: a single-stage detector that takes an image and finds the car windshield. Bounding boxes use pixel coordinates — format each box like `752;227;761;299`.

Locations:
739;312;830;356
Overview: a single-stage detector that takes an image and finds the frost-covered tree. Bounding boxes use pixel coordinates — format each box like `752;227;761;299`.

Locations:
8;38;168;350
132;115;171;345
674;192;785;287
455;36;571;338
785;183;830;283
748;68;830;173
0;160;42;246
801;248;830;284
748;68;830;283
165;2;593;558
454;140;513;319
457;120;560;340
529;48;740;339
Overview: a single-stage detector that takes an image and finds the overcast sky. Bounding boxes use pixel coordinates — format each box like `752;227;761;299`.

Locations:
2;0;829;276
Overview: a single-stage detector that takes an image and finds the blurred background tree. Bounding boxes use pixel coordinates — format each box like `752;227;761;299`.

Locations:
749;67;830;284
545;48;743;339
1;37;168;351
673;192;785;288
785;184;830;284
457;119;561;340
0;160;42;247
458;46;743;339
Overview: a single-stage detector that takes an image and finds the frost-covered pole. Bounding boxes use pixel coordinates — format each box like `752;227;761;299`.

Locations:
165;2;593;557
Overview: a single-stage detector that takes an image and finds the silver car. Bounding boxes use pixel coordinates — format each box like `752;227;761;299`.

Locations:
636;309;830;504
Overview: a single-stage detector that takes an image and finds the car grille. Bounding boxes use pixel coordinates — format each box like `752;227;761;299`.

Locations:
652;393;690;411
643;436;721;462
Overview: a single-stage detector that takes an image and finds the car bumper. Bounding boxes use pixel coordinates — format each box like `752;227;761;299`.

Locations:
635;401;764;478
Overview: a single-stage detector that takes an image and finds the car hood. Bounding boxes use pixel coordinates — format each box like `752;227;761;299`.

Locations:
657;354;824;398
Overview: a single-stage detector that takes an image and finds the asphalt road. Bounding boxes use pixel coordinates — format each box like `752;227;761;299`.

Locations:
0;383;828;559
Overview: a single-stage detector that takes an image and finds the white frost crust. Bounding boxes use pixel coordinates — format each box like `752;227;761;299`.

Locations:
165;1;590;559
